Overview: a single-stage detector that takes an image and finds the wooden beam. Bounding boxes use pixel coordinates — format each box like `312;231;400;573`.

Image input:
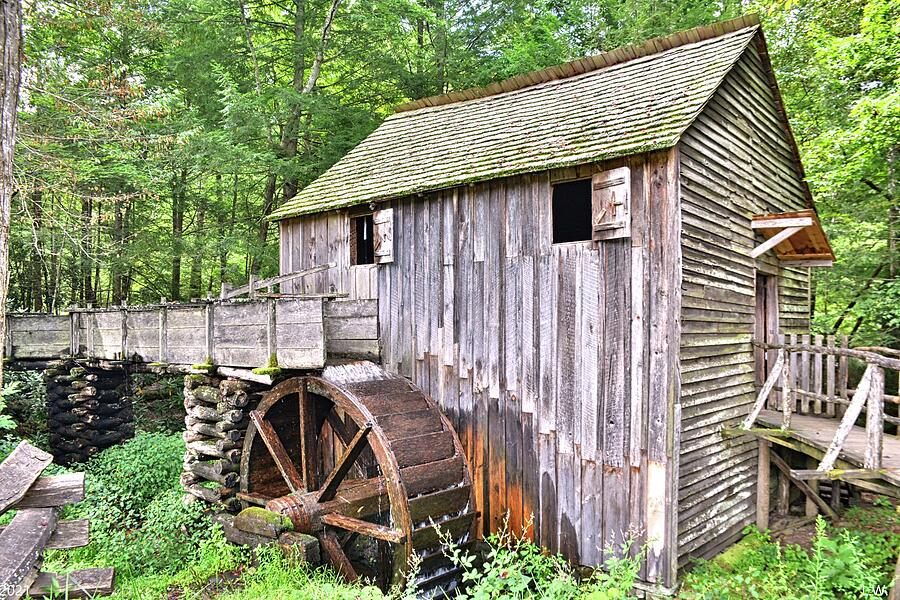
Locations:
781;260;833;267
223;264;335;300
865;366;885;469
790;468;900;481
757;440;770;530
751;216;813;229
770;452;838;520
819;365;874;472
740;350;785;430
750;226;804;259
216;366;277;385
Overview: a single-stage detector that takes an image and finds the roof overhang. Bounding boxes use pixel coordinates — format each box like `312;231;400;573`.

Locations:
750;209;834;266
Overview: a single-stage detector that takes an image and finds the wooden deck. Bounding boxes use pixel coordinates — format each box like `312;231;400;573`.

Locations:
757;410;900;488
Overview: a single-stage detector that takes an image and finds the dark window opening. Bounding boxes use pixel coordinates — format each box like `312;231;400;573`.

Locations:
351;214;375;265
552;179;592;243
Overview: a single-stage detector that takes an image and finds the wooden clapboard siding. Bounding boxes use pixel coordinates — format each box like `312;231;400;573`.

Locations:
279;211;377;300
288;149;681;587
676;42;811;567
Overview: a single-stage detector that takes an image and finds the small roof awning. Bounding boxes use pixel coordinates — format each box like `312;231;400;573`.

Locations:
750;209;834;266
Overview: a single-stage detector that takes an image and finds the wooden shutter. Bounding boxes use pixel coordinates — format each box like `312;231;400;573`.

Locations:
592;167;631;241
373;208;394;264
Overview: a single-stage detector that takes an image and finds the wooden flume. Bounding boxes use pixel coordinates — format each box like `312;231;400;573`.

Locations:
236;362;476;593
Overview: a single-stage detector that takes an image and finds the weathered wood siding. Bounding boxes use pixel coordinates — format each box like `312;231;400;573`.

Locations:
279;212;378;300
677;41;811;566
5;315;70;358
280;150;683;586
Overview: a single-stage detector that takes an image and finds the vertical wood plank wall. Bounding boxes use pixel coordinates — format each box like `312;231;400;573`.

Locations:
677;42;811;566
279;150;682;587
279;211;378;300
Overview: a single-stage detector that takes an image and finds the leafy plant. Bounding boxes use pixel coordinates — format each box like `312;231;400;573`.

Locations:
432;514;644;599
681;518;886;599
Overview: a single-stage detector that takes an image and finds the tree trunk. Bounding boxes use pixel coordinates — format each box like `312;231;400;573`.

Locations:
171;168;186;300
81;197;95;306
189;192;206;299
112;195;125;305
0;0;22;384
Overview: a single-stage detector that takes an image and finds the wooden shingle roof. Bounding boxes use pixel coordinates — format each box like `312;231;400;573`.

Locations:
271;16;761;220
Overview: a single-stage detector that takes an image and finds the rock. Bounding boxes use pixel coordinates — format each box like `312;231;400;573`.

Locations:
278;531;321;565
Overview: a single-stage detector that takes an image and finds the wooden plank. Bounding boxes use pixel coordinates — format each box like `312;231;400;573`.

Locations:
0;519;89;550
15;473;85;509
28;567;115;599
0;441;53;514
0;508;59;593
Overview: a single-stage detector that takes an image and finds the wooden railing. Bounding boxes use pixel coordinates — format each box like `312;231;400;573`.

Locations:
742;334;900;473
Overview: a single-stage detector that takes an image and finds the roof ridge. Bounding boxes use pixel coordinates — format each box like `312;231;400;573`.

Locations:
393;14;760;114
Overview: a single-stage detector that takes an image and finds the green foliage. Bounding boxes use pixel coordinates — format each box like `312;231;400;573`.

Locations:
0;387;18;431
0;370;48;437
131;373;185;433
433;515;644;599
74;431;185;529
834;503;900;586
680;518;886;599
215;546;385;600
45;432;212;582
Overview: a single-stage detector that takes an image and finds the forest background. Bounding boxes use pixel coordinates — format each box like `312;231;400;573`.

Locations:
8;0;899;346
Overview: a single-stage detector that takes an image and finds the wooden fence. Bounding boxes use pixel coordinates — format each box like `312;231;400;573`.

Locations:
5;298;379;370
743;334;900;473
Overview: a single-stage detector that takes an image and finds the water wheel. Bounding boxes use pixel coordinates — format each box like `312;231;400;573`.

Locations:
237;361;476;594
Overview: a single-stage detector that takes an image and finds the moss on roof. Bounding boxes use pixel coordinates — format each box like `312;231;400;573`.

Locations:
271;17;760;221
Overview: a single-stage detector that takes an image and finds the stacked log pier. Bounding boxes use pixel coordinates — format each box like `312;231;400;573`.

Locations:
44;360;134;464
181;374;265;512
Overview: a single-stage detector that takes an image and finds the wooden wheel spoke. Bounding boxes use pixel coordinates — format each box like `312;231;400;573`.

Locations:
339;531;359;550
249;410;304;493
325;410;354;446
319;531;359;582
298;382;319;491
317;424;372;503
322;512;404;544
